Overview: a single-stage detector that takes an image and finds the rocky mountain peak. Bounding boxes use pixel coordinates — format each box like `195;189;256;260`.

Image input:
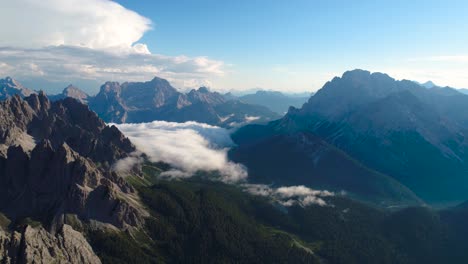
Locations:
198;86;210;93
62;85;89;102
298;69;424;119
150;76;171;85
187;86;226;106
1;77;25;88
0;77;36;99
100;81;122;93
421;80;437;88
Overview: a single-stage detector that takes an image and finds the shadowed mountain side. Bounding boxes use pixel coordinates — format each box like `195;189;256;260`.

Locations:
230;128;422;207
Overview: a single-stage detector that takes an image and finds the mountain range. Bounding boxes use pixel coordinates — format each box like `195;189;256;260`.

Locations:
0;77;282;127
2;73;468;262
232;69;468;204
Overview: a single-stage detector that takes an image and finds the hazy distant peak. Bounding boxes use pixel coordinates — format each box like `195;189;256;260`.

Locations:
197;86;210;93
0;76;36;99
1;76;24;87
255;90;284;96
150;76;171;84
421;81;437;88
63;85;89;100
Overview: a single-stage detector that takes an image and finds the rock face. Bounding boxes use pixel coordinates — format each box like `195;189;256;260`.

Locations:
88;77;279;127
0;77;36;100
0;225;101;264
0;93;146;229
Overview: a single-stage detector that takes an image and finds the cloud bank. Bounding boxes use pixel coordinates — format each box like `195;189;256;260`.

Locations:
114;121;247;182
243;184;334;207
0;0;224;91
0;46;224;90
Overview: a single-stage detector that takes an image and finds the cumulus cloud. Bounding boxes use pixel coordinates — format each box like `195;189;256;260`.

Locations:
243;184;335;207
0;0;225;91
0;0;151;51
114;121;247;182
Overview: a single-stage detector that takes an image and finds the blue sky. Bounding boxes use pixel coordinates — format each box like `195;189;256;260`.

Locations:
1;0;468;93
112;0;468;91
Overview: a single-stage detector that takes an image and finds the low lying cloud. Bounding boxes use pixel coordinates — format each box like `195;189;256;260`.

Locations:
114;121;247;182
243;184;334;207
112;151;144;173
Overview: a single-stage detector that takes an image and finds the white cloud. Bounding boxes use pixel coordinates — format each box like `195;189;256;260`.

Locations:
0;46;225;90
114;121;247;182
0;0;225;91
243;184;335;207
0;0;151;51
276;186;334;198
244;115;261;122
112;151;144;173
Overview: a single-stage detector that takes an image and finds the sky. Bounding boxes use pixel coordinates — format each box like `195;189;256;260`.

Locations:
1;0;468;94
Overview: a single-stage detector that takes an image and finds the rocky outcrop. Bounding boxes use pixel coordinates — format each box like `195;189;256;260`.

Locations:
0;225;101;264
0;141;145;229
0;92;134;164
187;87;226;106
0;93;146;230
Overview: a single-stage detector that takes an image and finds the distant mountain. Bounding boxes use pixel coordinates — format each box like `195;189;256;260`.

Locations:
460;88;468;95
0;77;36;99
49;84;90;104
232;69;468;203
285;91;314;98
88;77;280;126
1;77;281;127
420;80;437;89
416;79;468;96
239;90;310;114
223;92;238;100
